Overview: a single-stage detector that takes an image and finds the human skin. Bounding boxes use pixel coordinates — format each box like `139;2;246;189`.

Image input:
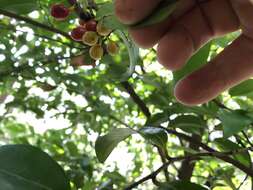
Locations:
114;0;253;106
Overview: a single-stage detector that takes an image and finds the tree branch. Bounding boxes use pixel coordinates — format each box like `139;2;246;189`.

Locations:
160;126;253;177
178;134;201;180
0;9;72;40
125;146;253;189
120;81;151;118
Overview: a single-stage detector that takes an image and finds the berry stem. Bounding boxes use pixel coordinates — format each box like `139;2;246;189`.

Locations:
67;0;93;21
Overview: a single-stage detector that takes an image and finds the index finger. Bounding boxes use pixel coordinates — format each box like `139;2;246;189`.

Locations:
115;0;161;24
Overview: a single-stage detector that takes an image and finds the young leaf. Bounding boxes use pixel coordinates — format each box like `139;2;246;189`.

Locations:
95;128;136;163
229;79;253;96
103;16;127;31
159;180;208;190
146;112;170;126
139;127;168;149
131;0;178;28
0;144;70;190
170;115;205;134
218;110;252;138
115;30;139;81
173;42;212;84
214;138;251;167
96;2;114;19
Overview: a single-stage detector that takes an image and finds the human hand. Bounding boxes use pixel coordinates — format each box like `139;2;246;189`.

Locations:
115;0;253;105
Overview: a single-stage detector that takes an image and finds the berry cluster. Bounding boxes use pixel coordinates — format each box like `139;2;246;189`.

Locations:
50;3;119;63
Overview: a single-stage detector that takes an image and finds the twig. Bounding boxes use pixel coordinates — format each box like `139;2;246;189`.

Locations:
212;99;231;111
242;131;253;147
124;161;171;190
125;147;253;189
159;126;253;177
237;175;248;190
0;55;79;79
0;24;83;50
0;9;72;40
120;81;151;118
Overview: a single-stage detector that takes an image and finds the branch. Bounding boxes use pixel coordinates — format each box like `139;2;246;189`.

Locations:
178;134;201;180
120;81;151;118
160;126;253;177
213;99;231;111
124;161;170;190
119;81;172;181
0;24;83;50
242;131;253;147
125;147;253;189
0;9;72;40
0;55;78;79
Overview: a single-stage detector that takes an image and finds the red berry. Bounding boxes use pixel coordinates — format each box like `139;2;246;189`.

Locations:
86;20;97;32
70;55;96;68
51;4;70;21
71;26;87;41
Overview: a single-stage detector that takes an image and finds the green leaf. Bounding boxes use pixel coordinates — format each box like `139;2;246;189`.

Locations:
96;2;114;19
159;180;208;190
0;144;70;190
139;127;168;149
173;42;212;84
229;79;253;96
115;30;139;81
146;112;170;126
170;115;205;134
218;110;252;138
95;128;136;163
132;0;178;28
103;16;127;31
0;0;38;14
214;138;251;167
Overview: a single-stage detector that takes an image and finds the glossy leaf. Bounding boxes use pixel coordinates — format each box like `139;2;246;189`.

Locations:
139;127;168;149
146;112;170;126
170;115;205;134
95;128;136;163
0;144;70;190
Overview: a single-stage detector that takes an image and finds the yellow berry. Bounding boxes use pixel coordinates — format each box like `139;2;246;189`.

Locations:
96;22;112;36
89;44;104;60
106;41;119;56
82;31;99;46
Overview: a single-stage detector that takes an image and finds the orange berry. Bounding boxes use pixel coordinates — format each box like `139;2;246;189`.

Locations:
82;31;99;46
89;45;104;60
96;22;112;36
106;41;119;56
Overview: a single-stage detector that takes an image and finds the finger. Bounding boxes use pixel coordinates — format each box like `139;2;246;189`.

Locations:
231;0;253;38
157;0;239;70
129;18;172;48
115;0;161;24
174;35;253;106
128;0;196;48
